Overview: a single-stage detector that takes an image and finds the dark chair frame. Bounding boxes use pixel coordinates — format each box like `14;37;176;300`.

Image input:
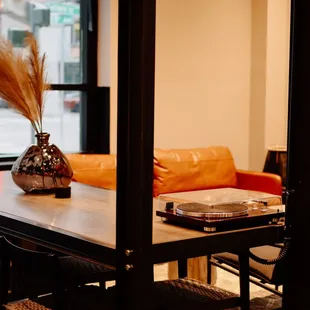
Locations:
206;246;284;298
208;257;282;296
0;236;62;309
0;236;115;310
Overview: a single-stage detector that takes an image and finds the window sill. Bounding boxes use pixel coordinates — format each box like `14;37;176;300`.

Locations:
0;161;14;171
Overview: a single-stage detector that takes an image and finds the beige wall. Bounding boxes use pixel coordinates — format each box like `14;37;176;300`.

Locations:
249;0;268;171
154;0;251;169
249;0;290;170
98;0;111;87
98;0;290;171
104;0;252;169
264;0;290;150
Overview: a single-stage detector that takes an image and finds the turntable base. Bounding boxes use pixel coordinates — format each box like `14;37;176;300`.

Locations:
156;202;284;233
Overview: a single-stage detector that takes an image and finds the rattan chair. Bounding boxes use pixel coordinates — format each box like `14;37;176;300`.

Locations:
92;279;240;310
2;286;107;310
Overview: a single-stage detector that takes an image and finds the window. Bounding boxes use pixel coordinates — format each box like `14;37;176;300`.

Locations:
0;1;109;166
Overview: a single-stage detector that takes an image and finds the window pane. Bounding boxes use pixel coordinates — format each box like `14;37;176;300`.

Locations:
0;0;81;84
44;90;81;152
0;105;31;155
0;91;81;155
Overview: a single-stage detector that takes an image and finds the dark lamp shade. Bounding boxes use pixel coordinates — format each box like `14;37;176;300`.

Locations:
263;146;287;188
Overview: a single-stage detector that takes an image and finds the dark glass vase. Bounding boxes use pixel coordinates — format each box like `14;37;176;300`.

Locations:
11;133;73;193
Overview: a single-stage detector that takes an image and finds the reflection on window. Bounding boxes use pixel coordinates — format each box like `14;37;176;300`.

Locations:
43;91;81;153
0;1;81;155
0;104;30;155
0;0;81;84
0;91;80;154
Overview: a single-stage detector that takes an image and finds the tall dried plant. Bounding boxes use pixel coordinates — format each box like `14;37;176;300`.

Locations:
0;32;50;134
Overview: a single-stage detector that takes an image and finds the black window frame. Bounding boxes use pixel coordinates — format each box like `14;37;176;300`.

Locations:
0;0;110;169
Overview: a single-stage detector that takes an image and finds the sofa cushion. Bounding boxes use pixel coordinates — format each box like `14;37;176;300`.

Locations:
66;154;117;190
153;146;238;197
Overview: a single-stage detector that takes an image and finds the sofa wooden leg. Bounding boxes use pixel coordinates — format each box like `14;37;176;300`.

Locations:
239;252;250;310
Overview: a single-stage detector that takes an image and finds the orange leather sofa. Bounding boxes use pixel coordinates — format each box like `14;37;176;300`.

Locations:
67;146;282;197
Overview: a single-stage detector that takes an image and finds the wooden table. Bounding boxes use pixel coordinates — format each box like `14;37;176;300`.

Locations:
0;171;284;265
0;171;284;309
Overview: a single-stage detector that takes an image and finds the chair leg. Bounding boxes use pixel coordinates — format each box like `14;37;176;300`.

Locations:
178;259;188;278
0;249;10;308
99;281;106;289
238;252;250;310
207;255;212;284
52;287;65;310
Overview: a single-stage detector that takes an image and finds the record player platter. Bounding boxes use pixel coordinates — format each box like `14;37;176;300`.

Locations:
176;203;248;219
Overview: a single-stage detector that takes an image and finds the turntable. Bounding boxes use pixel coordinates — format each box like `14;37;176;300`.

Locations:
156;188;284;232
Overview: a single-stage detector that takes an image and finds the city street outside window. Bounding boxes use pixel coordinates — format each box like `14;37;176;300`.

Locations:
0;0;81;156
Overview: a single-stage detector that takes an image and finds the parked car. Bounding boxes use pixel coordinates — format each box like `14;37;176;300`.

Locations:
64;92;80;113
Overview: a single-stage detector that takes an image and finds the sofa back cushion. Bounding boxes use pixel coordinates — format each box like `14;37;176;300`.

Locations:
153;146;237;196
67;154;117;190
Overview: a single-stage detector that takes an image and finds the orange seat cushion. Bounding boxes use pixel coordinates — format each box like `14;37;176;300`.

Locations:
66;154;117;190
153;146;238;196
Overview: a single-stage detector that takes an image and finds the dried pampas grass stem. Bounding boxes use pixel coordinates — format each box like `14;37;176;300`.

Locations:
0;32;50;134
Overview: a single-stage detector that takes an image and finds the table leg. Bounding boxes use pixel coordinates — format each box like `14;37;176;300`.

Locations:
169;257;217;283
0;237;9;308
207;255;212;284
178;259;188;278
238;252;250;310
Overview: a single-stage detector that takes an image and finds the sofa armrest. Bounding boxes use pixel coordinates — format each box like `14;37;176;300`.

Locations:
236;170;282;196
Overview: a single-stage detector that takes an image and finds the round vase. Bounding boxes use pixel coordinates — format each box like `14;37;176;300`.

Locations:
11;132;73;193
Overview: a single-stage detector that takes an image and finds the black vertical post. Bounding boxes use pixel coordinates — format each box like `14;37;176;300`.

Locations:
116;1;156;310
283;0;310;309
80;0;110;154
238;253;250;310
